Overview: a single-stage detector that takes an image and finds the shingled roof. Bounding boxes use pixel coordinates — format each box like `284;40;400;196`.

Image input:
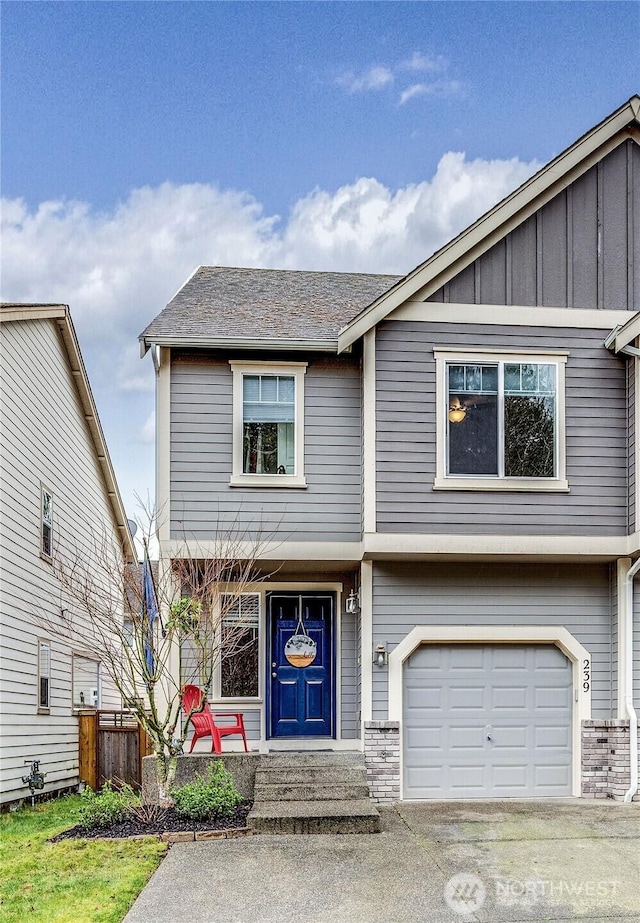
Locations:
139;266;401;352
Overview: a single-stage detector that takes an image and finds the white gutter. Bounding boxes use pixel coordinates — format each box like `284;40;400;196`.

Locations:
139;335;342;357
623;557;640;802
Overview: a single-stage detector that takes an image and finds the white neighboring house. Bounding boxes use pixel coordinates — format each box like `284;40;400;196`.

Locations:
0;303;134;807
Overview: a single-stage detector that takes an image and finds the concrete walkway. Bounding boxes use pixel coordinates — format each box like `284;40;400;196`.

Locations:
123;800;640;923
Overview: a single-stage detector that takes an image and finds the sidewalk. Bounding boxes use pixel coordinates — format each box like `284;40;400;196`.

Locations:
124;800;640;923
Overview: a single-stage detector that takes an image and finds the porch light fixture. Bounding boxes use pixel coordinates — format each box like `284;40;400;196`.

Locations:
448;397;467;424
374;644;388;668
345;589;360;614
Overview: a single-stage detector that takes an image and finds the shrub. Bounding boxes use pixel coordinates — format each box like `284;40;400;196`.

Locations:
171;761;242;821
77;781;139;829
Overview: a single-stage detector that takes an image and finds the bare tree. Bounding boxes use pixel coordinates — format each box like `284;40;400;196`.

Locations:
32;507;277;804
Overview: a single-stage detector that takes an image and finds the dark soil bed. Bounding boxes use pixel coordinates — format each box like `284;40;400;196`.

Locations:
50;800;253;841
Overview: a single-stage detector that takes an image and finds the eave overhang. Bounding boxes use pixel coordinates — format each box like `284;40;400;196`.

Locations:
139;335;342;357
605;312;640;354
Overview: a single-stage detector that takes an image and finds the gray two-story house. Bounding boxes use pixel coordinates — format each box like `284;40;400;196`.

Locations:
140;96;640;802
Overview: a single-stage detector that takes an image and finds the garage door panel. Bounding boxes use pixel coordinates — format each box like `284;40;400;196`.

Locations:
447;648;486;670
491;647;528;669
534;764;572;789
488;724;529;750
449;686;486;710
535;685;572;709
534;724;572;748
448;725;487;749
405;686;442;710
492;764;529;790
491;686;529;709
403;644;572;799
448;764;486;791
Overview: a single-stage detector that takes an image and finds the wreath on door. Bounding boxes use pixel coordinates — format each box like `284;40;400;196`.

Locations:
284;608;317;668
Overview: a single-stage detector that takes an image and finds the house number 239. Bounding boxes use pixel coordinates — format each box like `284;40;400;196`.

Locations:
582;659;590;692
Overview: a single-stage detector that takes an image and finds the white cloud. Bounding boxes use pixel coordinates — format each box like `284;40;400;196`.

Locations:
399;52;447;73
336;66;394;93
399;80;464;105
1;153;539;511
139;411;155;445
335;50;462;105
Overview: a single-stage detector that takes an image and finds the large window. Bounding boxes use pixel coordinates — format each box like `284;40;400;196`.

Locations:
435;349;568;490
219;594;260;699
230;361;307;487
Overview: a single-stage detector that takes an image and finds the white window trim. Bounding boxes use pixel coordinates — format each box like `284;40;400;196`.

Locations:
229;360;307;488
434;347;569;491
37;639;51;712
40;484;53;561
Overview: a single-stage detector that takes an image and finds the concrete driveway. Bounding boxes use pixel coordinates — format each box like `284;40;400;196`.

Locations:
123;800;640;923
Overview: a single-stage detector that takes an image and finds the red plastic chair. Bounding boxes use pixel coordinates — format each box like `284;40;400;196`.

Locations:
181;684;249;754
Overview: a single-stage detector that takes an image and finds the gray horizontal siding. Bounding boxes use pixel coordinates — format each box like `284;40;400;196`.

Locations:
341;605;359;739
372;562;614;719
170;352;362;540
376;321;629;535
429;140;640;311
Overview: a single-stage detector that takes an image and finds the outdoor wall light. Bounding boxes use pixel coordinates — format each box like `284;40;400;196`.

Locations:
345;589;360;614
374;644;388;668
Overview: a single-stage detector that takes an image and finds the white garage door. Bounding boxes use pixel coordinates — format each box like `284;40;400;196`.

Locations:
403;644;572;798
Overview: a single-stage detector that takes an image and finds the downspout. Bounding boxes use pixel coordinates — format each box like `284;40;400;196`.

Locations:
623;557;640;802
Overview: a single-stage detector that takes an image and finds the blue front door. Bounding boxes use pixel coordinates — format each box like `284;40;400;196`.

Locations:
268;592;334;738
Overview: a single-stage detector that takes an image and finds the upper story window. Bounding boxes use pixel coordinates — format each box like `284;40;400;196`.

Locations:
229;361;307;488
41;486;53;559
434;349;569;491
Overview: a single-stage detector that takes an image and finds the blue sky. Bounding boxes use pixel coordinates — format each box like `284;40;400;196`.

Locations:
2;1;639;526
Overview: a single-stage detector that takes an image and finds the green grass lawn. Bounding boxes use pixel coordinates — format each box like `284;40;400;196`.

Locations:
0;795;167;923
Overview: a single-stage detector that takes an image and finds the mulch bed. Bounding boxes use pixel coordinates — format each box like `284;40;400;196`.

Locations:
50;800;253;841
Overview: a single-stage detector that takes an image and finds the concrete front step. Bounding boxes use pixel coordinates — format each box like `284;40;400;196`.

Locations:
259;751;365;768
254;781;370;801
254;766;367;785
248;799;381;834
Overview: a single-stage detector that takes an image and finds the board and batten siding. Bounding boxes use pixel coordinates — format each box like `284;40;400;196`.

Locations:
376;322;628;535
0;318;123;805
428;140;640;311
371;562;615;720
170;351;362;540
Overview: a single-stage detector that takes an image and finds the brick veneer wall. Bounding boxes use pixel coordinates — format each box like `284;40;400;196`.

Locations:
582;720;639;801
364;720;400;803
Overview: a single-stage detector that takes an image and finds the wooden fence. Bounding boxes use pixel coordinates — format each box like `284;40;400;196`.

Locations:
78;710;153;791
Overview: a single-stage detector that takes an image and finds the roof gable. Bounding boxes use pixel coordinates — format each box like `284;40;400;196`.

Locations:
338;95;640;351
0;303;135;560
